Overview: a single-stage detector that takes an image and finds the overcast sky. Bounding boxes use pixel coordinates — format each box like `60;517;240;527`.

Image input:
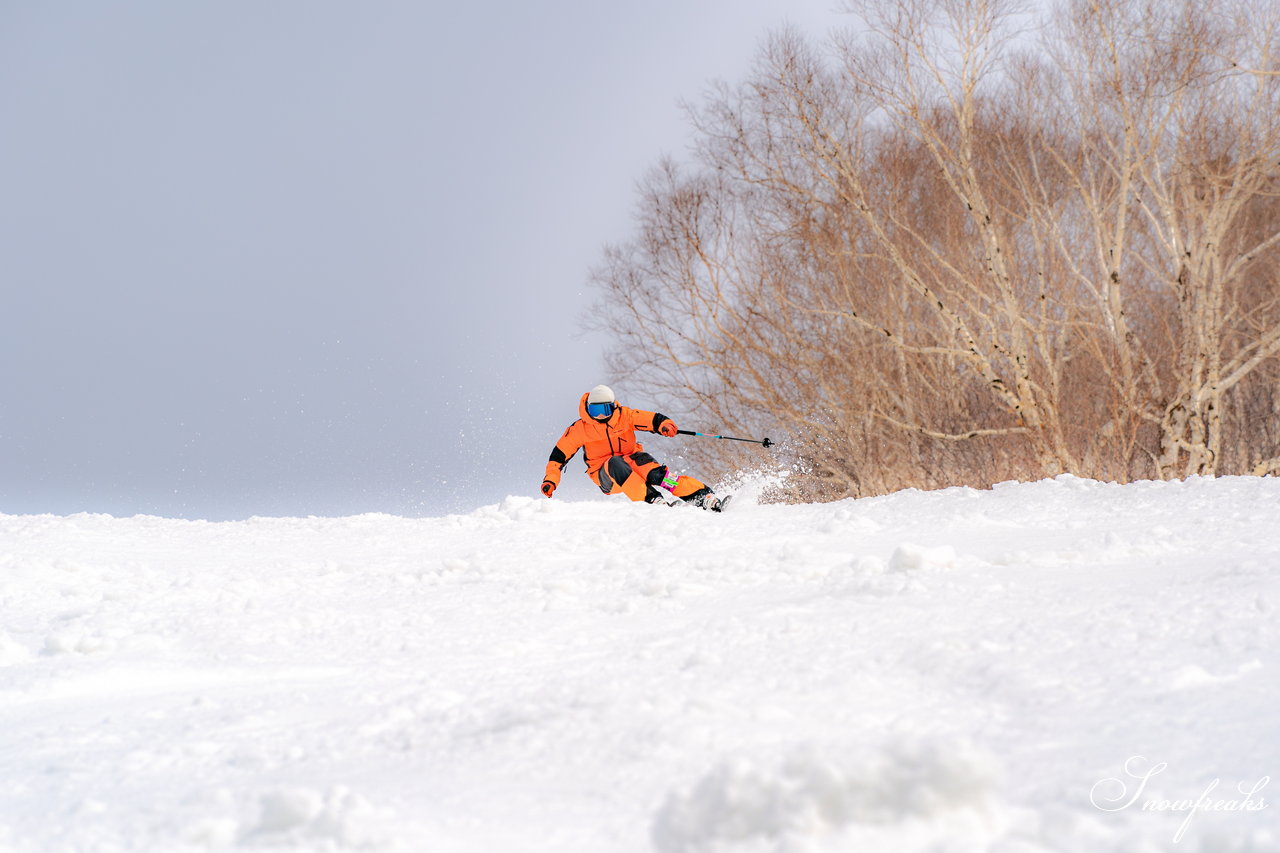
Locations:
0;1;849;520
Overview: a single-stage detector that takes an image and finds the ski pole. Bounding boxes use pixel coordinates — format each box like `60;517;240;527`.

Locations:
677;429;773;448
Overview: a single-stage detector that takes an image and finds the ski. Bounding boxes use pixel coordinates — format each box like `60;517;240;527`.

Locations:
648;492;732;512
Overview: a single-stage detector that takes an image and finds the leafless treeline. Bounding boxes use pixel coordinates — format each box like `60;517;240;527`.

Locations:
590;0;1280;500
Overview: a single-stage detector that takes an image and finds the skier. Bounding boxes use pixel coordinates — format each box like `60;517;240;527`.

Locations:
540;385;724;511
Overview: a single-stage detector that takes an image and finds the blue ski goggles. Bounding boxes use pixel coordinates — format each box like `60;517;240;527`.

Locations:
586;401;615;419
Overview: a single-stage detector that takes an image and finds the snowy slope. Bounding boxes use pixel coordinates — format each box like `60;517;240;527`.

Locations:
1;476;1276;852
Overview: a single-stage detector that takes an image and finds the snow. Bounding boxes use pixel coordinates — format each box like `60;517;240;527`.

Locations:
0;475;1277;852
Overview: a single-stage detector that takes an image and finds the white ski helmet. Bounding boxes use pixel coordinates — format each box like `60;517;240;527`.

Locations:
586;384;616;419
587;384;615;405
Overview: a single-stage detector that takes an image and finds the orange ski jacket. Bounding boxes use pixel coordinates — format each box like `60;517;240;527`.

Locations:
543;393;673;486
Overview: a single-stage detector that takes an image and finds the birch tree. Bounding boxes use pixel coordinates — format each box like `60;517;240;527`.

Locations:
589;0;1280;499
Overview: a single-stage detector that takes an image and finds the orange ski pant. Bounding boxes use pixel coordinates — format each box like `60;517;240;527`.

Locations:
594;452;706;502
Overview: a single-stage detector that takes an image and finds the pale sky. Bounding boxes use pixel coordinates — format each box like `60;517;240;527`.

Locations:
0;1;850;519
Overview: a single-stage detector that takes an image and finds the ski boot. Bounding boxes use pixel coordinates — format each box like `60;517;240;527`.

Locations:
685;486;724;512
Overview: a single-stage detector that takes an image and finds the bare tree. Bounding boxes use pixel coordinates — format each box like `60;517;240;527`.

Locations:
589;0;1280;501
1037;0;1280;477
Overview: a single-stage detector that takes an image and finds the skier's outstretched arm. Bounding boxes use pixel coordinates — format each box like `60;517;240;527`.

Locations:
633;409;679;437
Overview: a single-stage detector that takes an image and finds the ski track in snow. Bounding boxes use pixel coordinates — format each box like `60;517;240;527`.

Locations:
0;475;1277;852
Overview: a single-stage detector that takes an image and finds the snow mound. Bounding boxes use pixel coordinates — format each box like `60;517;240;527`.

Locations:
888;542;957;572
652;739;1006;852
0;632;31;667
246;785;387;848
